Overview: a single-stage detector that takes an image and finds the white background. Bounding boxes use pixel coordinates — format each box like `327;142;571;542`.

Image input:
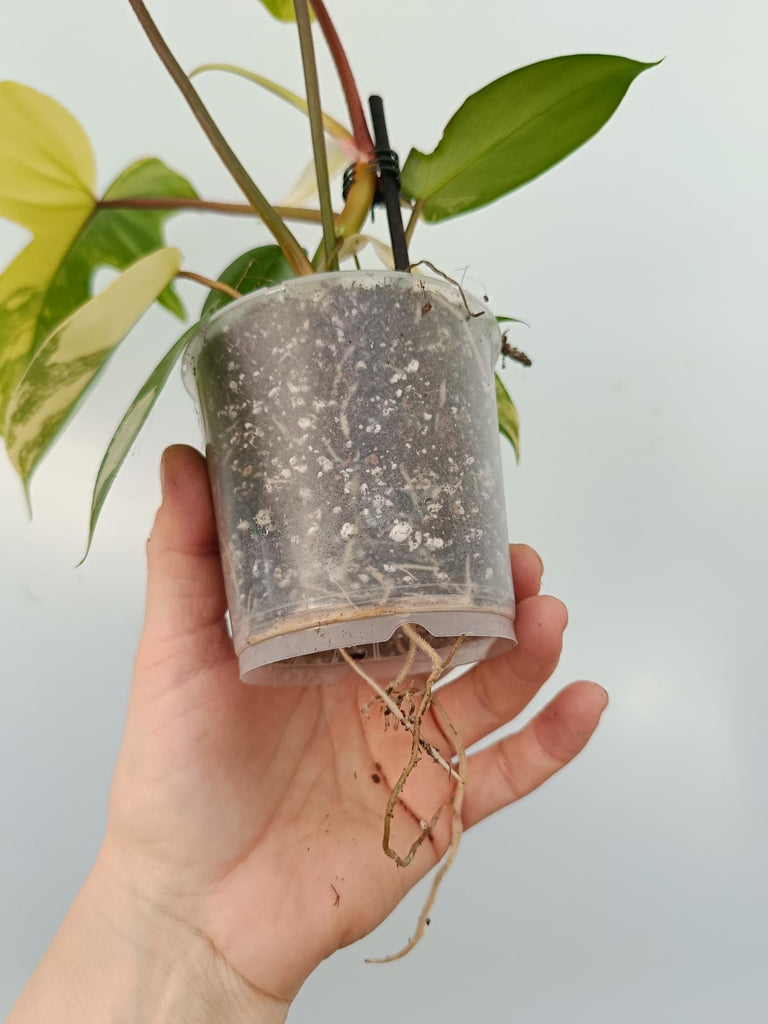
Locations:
1;0;766;1020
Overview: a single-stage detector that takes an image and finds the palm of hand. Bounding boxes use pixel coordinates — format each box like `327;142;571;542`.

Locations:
104;447;606;1003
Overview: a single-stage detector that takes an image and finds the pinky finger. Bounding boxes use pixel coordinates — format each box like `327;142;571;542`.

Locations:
461;681;608;829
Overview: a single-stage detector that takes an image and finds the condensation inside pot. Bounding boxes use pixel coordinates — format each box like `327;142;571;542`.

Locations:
184;271;516;683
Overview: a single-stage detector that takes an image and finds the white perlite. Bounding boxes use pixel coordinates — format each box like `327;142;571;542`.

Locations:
340;522;358;539
389;520;413;543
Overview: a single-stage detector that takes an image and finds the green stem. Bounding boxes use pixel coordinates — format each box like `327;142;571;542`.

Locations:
404;198;423;247
294;0;338;270
97;197;330;222
177;270;242;300
126;0;312;276
310;0;374;153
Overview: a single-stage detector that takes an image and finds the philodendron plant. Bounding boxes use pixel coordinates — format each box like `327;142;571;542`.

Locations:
0;0;655;956
0;0;654;545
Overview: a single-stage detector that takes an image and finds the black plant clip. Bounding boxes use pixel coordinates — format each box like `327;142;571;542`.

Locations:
368;95;410;272
341;163;357;201
341;96;410;272
341;151;400;204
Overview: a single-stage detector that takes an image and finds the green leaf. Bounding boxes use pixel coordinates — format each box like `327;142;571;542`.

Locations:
0;82;198;432
401;54;658;222
79;323;197;563
257;0;300;21
201;245;295;318
496;315;529;326
5;247;182;490
495;373;520;463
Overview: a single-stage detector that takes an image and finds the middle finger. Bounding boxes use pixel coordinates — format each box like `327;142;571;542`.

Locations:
430;594;569;750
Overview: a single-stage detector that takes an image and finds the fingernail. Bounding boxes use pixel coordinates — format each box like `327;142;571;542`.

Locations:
536;554;544;580
160;449;169;498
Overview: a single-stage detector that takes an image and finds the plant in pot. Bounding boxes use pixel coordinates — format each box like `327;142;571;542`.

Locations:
0;0;655;956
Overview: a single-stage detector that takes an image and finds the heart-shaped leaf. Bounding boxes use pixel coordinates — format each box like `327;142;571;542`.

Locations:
79;322;197;562
5;247;182;491
495;373;520;463
0;83;197;430
401;54;658;222
201;245;295;318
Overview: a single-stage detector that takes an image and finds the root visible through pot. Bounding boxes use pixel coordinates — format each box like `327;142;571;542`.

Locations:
339;624;467;962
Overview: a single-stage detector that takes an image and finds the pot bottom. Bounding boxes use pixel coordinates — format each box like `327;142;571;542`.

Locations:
237;607;516;685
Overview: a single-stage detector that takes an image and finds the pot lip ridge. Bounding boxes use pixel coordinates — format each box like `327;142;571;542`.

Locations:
185;267;498;344
180;268;502;398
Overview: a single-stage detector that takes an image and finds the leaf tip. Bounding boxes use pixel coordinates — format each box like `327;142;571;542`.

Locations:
21;478;33;520
74;536;94;569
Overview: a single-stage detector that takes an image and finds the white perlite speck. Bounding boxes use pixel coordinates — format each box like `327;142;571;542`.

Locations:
406;359;419;372
340;522;358;539
389;520;413;543
254;510;272;527
298;417;312;430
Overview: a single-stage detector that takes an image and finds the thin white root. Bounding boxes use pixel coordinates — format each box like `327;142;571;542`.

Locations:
340;623;468;962
366;694;467;963
339;637;460;782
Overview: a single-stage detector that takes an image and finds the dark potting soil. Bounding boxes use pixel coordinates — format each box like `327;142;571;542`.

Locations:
190;274;513;666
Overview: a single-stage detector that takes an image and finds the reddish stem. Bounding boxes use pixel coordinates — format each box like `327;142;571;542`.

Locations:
310;0;374;154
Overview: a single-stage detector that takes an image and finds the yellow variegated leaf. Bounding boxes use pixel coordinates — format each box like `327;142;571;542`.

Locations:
0;81;97;427
5;247;181;490
257;0;309;22
80;323;196;563
495;373;520;463
189;64;357;153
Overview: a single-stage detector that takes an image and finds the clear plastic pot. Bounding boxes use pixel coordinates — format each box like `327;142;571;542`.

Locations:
183;270;516;684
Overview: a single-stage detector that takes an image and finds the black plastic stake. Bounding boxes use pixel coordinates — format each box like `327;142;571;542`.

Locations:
368;95;410;272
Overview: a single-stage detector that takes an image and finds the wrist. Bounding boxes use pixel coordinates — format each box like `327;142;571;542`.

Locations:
9;851;289;1024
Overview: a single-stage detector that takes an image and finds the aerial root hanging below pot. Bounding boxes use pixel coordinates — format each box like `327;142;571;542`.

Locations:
339;625;467;962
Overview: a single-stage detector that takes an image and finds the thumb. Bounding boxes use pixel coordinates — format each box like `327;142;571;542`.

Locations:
139;445;230;662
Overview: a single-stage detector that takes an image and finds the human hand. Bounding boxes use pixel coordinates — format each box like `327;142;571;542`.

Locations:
10;444;607;1022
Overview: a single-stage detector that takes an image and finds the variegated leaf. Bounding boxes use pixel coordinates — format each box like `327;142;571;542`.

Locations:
257;0;301;21
495;373;520;463
280;139;349;207
0;81;96;428
338;233;395;270
80;323;196;562
189;64;357;154
5;247;181;490
0;83;197;433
